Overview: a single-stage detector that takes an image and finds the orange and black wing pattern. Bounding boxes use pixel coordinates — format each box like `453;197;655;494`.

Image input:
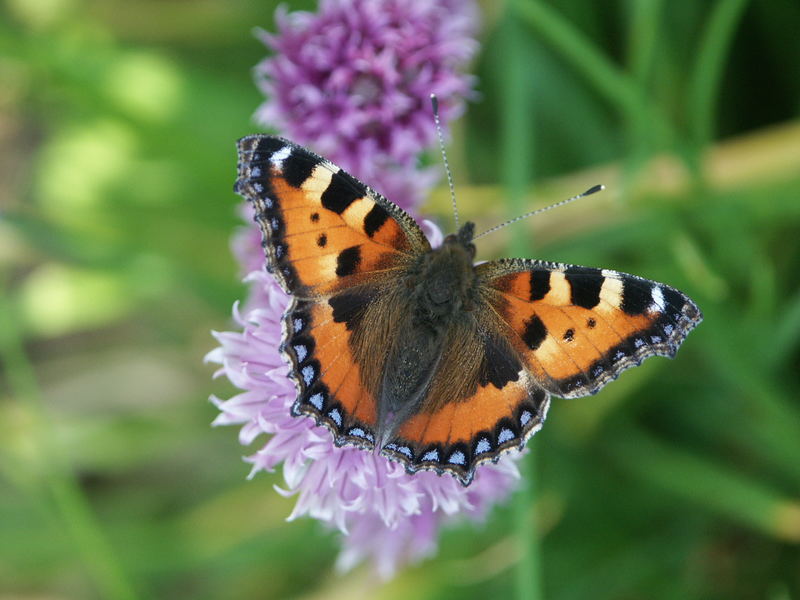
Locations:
281;292;382;450
234;135;427;447
382;313;550;485
384;375;550;486
477;259;703;398
234;135;430;298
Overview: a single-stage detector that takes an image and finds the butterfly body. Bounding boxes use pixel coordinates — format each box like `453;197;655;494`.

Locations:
377;223;481;443
235;135;702;485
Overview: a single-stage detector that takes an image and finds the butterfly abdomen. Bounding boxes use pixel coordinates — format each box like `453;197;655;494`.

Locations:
377;324;444;442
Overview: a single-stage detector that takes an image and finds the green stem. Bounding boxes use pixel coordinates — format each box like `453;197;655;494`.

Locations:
501;11;533;257
627;0;664;85
0;280;139;600
499;4;541;599
624;0;664;171
514;0;675;147
513;455;540;600
687;0;750;178
768;288;800;369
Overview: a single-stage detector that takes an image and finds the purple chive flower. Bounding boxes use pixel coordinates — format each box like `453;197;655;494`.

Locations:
208;0;523;578
254;0;479;209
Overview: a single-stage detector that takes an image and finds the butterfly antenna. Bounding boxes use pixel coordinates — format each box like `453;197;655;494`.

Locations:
473;184;605;240
431;94;459;230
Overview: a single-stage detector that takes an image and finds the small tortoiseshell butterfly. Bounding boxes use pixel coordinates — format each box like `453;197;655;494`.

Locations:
234;135;702;485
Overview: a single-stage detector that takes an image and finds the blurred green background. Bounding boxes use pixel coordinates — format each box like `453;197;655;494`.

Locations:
1;0;799;598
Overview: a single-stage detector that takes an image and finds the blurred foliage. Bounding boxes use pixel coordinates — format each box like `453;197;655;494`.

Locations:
1;0;799;598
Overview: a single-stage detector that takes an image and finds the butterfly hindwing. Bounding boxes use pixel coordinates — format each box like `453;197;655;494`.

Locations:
383;307;551;485
281;293;379;448
386;385;549;485
235;135;430;297
477;259;703;398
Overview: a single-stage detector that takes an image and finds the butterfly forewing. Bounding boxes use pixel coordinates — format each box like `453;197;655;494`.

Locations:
235;135;430;297
477;259;703;398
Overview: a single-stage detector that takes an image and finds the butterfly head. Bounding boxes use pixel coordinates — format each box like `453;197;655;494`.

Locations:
443;221;476;259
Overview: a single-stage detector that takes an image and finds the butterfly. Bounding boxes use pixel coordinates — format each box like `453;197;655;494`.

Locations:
234;135;702;486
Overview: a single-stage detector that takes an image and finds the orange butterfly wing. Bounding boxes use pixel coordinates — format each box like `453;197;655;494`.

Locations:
386;378;550;485
383;307;551;485
235;135;429;297
280;296;381;448
234;135;429;447
477;259;703;398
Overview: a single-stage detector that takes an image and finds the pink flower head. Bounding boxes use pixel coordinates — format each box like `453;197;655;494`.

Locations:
254;0;479;209
208;0;523;578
